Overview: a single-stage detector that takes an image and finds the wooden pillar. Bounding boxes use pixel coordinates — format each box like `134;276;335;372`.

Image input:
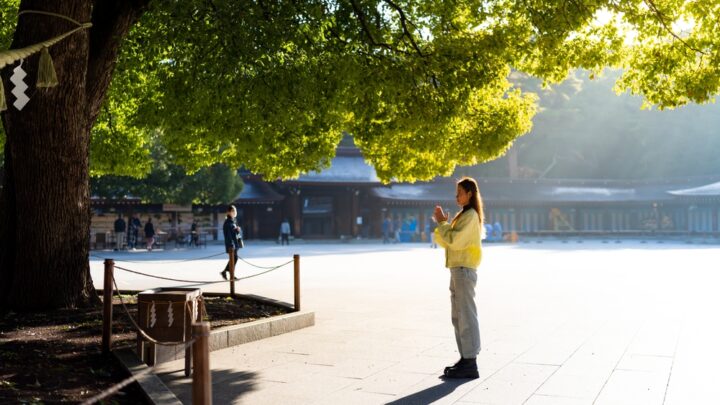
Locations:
294;254;301;311
192;322;212;405
228;249;236;298
351;189;359;237
102;259;114;354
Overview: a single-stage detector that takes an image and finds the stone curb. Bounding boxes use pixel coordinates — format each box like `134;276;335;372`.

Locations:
116;309;314;403
209;310;315;351
114;348;183;405
153;309;315;362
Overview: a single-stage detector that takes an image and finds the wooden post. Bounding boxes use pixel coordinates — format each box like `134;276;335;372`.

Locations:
228;249;236;298
192;322;212;405
102;259;114;354
293;254;300;311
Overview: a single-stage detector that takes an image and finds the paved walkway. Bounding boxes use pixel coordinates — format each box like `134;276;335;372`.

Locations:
91;241;720;404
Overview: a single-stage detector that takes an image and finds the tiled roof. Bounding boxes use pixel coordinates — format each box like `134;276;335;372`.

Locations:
668;181;720;197
372;178;719;204
291;155;380;184
233;180;284;204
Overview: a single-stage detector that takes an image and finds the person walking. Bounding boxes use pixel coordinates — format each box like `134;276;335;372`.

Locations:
190;220;199;247
429;219;438;248
144;217;156;251
393;216;402;243
279;218;291;246
113;214;126;251
221;205;243;280
127;214;138;250
382;216;391;244
434;177;484;379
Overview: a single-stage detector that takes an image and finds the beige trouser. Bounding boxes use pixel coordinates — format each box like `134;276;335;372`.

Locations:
450;267;481;358
115;232;125;250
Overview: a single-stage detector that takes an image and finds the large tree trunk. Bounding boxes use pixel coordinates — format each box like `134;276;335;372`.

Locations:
0;0;145;311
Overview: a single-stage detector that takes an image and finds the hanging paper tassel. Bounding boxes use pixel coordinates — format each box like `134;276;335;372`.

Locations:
36;47;58;88
0;78;6;112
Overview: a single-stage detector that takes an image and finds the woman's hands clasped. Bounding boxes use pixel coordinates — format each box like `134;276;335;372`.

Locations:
433;205;449;223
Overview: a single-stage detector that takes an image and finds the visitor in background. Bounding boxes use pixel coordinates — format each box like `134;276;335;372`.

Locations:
429;219;438;248
113;214;126;251
127;214;138;250
221;205;243;280
382;216;391;244
144;217;155;251
280;218;291;245
394;215;401;243
190;220;199;247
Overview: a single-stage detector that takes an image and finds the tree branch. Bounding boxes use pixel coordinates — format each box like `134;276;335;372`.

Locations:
86;0;149;125
383;0;425;57
349;0;394;52
643;0;705;55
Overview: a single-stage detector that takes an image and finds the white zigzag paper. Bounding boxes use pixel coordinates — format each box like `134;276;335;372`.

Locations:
149;302;157;328
10;64;29;110
167;301;174;327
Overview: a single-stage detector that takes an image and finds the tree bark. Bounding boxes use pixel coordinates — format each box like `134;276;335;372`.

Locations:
0;0;145;310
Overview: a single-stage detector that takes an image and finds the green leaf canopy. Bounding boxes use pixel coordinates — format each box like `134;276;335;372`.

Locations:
6;0;719;182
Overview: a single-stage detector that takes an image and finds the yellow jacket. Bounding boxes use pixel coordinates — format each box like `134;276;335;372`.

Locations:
434;208;482;269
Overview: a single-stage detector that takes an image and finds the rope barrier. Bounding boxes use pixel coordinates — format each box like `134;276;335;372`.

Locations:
112;260;293;285
198;295;209;321
91;252;284;269
79;363;157;405
170;263;296;289
236;255;287;269
90;251;227;264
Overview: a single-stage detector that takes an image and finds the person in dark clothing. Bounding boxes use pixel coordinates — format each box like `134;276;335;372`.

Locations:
128;214;141;249
113;214;126;251
144;217;156;251
382;216;391;244
221;205;243;280
190;220;199;247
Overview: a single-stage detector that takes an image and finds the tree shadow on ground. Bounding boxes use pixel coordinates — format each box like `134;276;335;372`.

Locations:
156;367;259;404
385;377;472;405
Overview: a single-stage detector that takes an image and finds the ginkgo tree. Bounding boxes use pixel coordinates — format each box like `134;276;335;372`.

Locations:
1;0;718;310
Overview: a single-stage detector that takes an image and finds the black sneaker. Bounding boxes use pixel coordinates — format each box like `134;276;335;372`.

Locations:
220;271;228;280
442;358;479;379
443;367;479;379
444;358;464;375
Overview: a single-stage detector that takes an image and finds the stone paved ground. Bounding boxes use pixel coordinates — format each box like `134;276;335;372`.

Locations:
91;240;720;404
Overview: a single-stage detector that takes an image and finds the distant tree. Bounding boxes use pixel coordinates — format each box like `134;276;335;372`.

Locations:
2;0;720;310
92;165;243;205
480;70;720;180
